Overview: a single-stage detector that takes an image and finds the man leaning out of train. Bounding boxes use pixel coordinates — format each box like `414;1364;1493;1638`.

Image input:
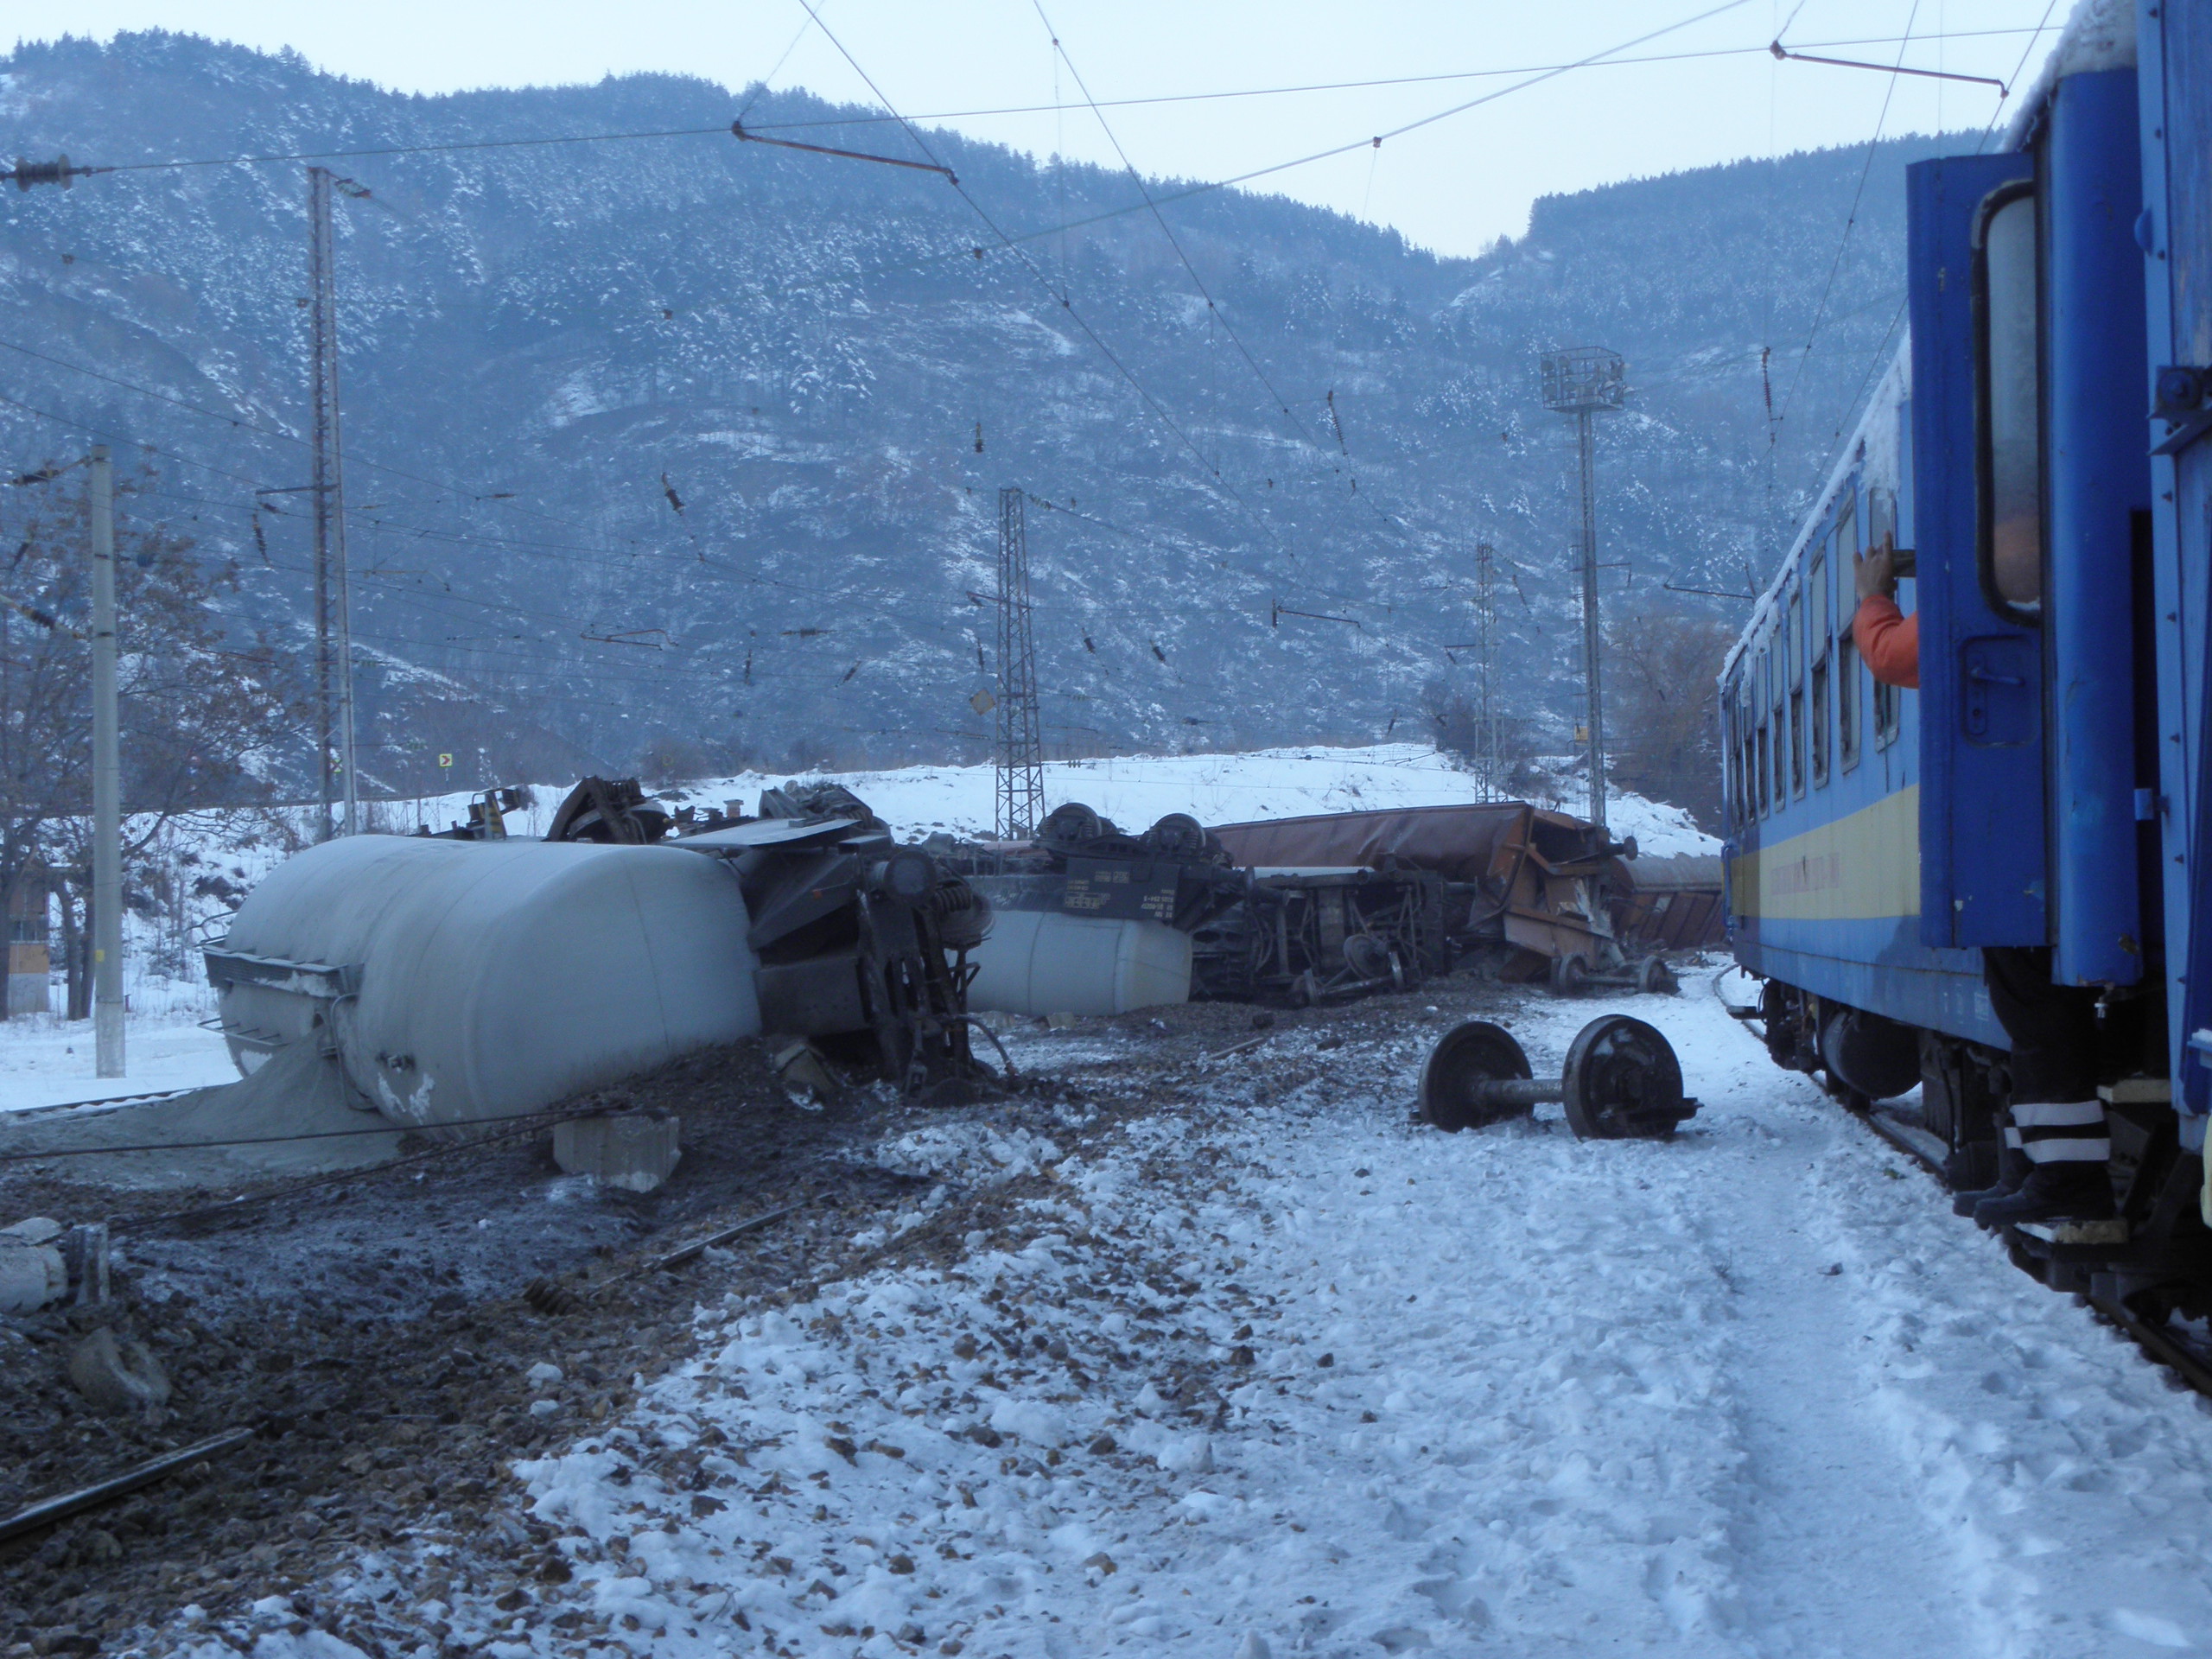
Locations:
1853;539;2114;1227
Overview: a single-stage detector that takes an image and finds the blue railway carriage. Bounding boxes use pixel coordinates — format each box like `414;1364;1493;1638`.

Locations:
1722;0;2212;1310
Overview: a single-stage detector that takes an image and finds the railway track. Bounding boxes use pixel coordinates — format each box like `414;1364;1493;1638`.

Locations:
1717;976;2212;1403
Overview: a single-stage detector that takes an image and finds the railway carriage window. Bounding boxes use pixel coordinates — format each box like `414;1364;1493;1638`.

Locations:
1772;665;1787;806
1770;645;1786;810
1733;699;1748;826
1745;677;1760;818
1787;592;1805;798
1874;675;1900;748
1722;700;1739;825
1808;556;1830;787
1838;625;1861;770
1755;650;1771;816
1867;486;1891;540
1974;186;2043;620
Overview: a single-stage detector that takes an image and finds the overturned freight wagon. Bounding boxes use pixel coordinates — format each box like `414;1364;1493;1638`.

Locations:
1210;802;1675;993
952;805;1253;1015
953;800;1459;1011
1611;854;1728;954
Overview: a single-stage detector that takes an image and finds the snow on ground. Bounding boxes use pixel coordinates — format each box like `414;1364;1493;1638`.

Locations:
377;743;1714;859
0;1006;233;1114
659;743;1718;859
0;976;232;1116
179;972;2212;1659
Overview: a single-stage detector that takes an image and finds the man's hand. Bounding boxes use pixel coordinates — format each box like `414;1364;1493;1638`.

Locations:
1854;538;1896;603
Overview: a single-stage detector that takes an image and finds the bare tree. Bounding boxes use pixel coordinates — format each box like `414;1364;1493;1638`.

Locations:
1604;608;1738;830
0;463;302;1015
1419;677;1546;800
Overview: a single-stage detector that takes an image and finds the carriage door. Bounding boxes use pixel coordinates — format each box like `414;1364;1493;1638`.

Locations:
2147;0;2212;1112
1906;152;2046;949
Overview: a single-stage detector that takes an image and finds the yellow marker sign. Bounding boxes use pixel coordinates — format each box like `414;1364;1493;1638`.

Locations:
437;753;454;769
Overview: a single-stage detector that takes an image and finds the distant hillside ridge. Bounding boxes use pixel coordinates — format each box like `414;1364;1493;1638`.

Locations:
0;30;1953;789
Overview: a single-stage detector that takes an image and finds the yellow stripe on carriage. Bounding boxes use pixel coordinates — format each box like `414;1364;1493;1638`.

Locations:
1730;785;1920;922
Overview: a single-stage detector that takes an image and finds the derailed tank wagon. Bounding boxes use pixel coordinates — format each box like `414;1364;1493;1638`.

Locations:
203;782;996;1140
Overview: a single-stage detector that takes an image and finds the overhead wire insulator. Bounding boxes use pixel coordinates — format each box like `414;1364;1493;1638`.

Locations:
9;155;103;190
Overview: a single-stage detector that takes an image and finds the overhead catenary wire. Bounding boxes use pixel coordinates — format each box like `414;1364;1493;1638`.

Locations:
969;0;1765;216
1783;0;2063;514
0;334;719;564
785;0;1278;559
0;25;2047;184
771;0;1761;625
732;27;2055;132
663;0;1777;340
1027;6;1319;453
1026;0;1408;541
0;374;938;629
9;404;940;719
22;10;1927;367
1971;0;2064;152
1770;0;1924;436
5;5;1953;743
734;11;825;128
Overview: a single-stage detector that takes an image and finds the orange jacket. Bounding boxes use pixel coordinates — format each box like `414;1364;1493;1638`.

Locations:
1853;595;1918;690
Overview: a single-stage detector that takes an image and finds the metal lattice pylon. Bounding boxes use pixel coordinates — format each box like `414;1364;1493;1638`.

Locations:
995;486;1046;841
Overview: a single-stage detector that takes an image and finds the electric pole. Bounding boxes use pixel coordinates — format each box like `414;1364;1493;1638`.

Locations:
994;486;1046;841
1474;541;1498;802
88;446;123;1077
308;166;359;839
1540;347;1626;832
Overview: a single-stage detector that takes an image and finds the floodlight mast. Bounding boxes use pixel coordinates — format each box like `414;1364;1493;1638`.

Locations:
1540;347;1625;833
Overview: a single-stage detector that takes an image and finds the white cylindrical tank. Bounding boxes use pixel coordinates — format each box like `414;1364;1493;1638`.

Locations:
965;910;1192;1016
213;836;760;1129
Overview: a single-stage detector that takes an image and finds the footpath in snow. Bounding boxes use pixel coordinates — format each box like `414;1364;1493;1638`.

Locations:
172;971;2212;1659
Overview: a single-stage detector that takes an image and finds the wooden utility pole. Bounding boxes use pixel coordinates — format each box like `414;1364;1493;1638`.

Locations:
1474;542;1499;801
308;166;359;839
88;446;122;1077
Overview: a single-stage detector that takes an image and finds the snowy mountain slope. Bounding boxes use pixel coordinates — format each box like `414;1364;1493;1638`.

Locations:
1;33;1948;783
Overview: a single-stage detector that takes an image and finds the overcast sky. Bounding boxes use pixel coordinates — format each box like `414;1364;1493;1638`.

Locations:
16;1;2064;257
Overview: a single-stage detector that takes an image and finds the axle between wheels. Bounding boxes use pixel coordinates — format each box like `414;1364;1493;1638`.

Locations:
1418;1014;1699;1141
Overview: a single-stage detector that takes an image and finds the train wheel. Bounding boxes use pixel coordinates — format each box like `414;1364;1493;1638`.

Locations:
1759;980;1799;1070
1561;1014;1687;1141
1550;954;1590;997
1419;1021;1534;1132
